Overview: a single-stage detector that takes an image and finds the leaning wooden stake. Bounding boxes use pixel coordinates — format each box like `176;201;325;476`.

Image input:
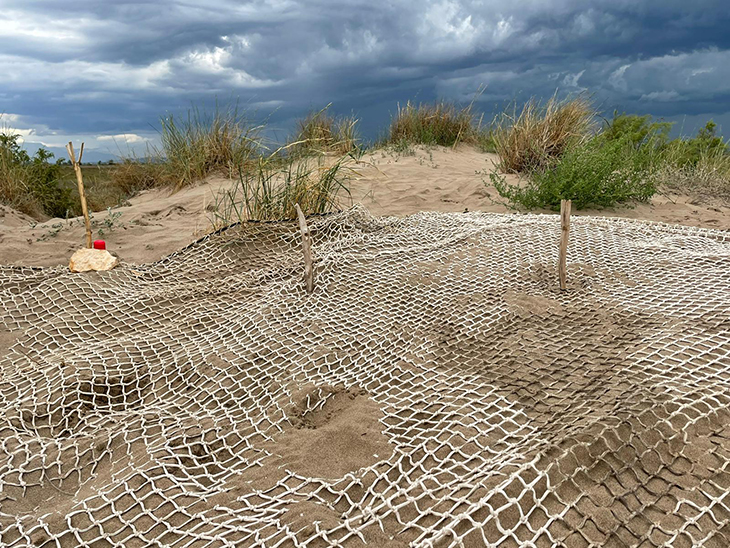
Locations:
295;204;314;294
66;142;93;249
559;199;572;290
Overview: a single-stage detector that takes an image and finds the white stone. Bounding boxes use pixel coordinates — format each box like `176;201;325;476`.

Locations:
69;248;119;272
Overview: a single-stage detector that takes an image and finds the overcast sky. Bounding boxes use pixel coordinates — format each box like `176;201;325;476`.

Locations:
2;0;729;160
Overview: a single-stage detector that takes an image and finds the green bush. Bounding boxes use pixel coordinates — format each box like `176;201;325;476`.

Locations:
600;112;671;148
491;135;660;210
28;149;74;218
0;133;74;218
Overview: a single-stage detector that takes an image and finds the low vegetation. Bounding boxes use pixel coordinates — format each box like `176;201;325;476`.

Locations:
490;101;729;210
1;95;728;224
386;100;478;148
0;133;74;218
491;94;596;173
157;103;262;189
107;159;160;196
105;103;264;194
491;130;661;210
291;105;360;155
208;150;357;226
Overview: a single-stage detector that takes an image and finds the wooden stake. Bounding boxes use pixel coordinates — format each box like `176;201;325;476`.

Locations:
66;142;93;249
559;199;572;290
295;204;314;294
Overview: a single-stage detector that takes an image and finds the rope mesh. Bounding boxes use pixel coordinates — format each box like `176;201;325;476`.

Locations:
1;206;729;547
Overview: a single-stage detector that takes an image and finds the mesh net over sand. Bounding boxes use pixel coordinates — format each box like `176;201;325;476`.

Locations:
1;206;729;548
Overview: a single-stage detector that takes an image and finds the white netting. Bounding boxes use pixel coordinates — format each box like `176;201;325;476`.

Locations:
1;206;729;548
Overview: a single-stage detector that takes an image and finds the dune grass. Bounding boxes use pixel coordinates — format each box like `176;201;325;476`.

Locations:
157;103;263;189
291;105;360;155
658;153;730;199
491;94;596;174
657;121;730;198
208;149;357;226
95;102;265;205
106;159;161;197
59;164;130;214
386;100;479;148
3;96;729;223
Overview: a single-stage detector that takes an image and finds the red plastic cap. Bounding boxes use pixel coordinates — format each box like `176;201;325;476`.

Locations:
93;240;106;250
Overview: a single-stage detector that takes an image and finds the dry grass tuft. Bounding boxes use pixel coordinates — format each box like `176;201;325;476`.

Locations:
209;149;357;226
292;105;360;155
108;160;161;196
0;160;43;217
158;103;263;189
387;101;477;148
658;149;730;201
492;94;596;173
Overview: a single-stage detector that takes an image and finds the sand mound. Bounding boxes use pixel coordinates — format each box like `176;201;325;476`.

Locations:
2;147;730;269
1;206;729;547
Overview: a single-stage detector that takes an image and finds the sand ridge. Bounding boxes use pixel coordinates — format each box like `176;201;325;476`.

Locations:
1;146;728;267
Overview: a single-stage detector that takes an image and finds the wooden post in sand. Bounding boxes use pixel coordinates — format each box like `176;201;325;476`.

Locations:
66;142;93;249
295;204;314;294
559;199;572;290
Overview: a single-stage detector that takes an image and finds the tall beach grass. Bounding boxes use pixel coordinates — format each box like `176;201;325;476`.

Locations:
491;94;596;173
291;105;360;155
386;100;478;148
208;149;357;226
157;102;263;189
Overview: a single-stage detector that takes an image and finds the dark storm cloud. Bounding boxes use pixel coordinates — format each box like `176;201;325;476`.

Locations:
1;0;729;154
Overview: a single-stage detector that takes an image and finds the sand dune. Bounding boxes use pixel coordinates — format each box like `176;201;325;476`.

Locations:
1;146;728;267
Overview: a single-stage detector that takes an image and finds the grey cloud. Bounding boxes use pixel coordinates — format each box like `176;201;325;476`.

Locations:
1;0;729;152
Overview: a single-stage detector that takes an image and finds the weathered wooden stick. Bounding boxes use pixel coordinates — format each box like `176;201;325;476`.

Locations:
559;199;572;290
295;204;314;294
66;142;93;249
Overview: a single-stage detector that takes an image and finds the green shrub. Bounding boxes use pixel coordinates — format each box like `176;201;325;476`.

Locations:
0;132;74;218
600;112;671;148
599;115;729;198
491;135;660;210
27;149;74;218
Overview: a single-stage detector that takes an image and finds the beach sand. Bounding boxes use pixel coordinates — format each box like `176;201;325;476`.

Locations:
1;146;729;547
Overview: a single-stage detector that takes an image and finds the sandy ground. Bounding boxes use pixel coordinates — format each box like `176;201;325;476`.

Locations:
1;146;728;267
2;204;729;546
2;155;730;546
